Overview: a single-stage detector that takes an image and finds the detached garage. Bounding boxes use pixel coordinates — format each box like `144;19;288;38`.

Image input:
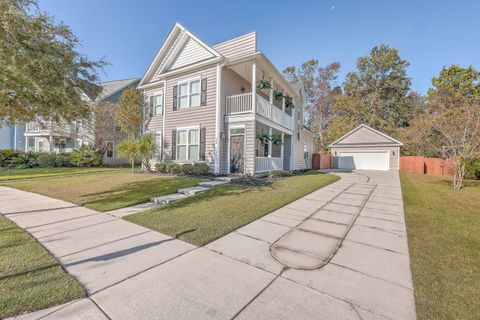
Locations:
329;124;402;171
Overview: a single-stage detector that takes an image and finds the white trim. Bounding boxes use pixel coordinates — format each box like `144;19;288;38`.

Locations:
214;64;221;174
162;80;167;161
328;124;403;147
226;114;255;123
227;124;246;175
338;150;390;171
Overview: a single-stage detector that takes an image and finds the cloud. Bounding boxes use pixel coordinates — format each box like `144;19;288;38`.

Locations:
330;6;335;10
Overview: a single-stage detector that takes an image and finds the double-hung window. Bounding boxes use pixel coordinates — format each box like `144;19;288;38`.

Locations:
178;79;201;109
176;128;199;161
154;92;163;115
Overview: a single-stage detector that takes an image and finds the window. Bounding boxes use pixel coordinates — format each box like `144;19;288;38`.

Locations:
154;92;163;115
303;142;309;159
155;131;162;159
176;128;199;161
178;79;201;109
38;140;45;153
106;141;114;158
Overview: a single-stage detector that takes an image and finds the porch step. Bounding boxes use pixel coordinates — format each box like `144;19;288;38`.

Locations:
178;186;210;196
198;180;227;188
215;176;241;183
151;193;187;205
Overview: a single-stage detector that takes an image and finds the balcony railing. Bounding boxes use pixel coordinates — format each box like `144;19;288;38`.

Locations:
226;93;293;130
25;121;73;136
255;157;283;172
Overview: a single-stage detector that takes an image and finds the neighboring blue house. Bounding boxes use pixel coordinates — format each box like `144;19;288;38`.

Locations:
0;124;26;151
0;78;140;160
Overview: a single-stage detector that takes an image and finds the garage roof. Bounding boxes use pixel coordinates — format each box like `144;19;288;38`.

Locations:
328;124;403;147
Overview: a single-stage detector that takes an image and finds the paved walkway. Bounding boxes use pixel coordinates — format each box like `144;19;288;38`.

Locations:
2;171;416;320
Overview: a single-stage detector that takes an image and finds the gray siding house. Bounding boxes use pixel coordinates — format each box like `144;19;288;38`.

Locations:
0;125;26;151
139;23;316;175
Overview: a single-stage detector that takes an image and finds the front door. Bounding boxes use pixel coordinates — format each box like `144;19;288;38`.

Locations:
230;129;245;174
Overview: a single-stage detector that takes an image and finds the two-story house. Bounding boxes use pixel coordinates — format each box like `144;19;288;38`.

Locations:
139;23;316;175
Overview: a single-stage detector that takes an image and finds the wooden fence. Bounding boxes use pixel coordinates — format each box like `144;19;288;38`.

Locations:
312;153;332;170
400;156;454;176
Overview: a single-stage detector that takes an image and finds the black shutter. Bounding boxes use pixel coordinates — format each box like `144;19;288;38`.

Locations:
149;96;154;117
173;85;178;111
199;127;206;161
200;78;207;106
171;130;176;160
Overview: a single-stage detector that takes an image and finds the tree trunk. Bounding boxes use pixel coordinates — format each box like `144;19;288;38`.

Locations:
131;159;134;173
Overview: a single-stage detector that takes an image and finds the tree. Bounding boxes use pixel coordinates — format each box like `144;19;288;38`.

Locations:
117;134;156;173
117;88;143;137
329;45;421;141
0;0;106;125
428;65;480;102
283;60;341;149
117;137;140;173
93;101;122;156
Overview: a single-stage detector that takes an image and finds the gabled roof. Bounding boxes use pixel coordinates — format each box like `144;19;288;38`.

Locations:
328;124;403;147
138;23;222;88
96;78;140;102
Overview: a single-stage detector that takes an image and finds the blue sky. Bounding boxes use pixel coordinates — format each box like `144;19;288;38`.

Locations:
39;0;479;94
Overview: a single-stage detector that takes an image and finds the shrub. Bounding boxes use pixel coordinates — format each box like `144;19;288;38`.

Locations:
9;151;39;168
155;162;168;173
55;153;72;167
0;149;19;167
268;170;292;178
166;163;182;174
192;162;209;176
464;158;480;180
37;153;58;168
70;145;102;167
181;163;194;175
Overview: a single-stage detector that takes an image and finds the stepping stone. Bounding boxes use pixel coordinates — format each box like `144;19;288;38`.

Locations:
177;186;209;196
198;180;227;188
215;176;241;182
105;202;160;218
151;193;187;204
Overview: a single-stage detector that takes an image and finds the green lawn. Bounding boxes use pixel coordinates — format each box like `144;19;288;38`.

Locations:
401;173;480;320
126;172;339;246
0;215;85;318
0;168;201;212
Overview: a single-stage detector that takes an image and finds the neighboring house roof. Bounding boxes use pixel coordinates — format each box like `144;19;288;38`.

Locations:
328;124;403;147
95;78;140;103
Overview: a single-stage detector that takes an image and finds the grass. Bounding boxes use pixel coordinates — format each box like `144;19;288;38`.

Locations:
0;168;201;212
126;172;339;246
401;173;480;320
0;215;85;318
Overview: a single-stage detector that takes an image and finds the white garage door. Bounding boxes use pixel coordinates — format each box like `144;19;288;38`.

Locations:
338;151;389;171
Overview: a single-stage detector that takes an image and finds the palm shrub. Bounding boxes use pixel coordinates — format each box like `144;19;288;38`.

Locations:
70;146;102;167
117;137;140;173
0;149;19;167
8;151;39;168
137;133;156;172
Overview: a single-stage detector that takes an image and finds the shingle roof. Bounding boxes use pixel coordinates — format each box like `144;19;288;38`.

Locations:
95;78;140;102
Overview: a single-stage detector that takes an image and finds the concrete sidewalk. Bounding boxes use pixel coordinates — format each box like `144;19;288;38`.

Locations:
2;170;416;320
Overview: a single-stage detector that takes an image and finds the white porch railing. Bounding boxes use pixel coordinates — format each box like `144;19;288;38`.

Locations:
255;157;283;172
25;121;73;136
226;93;253;114
226;93;293;130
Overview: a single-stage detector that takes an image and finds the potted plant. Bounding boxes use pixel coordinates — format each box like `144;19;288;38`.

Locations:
285;97;295;109
273;90;284;101
257;80;272;90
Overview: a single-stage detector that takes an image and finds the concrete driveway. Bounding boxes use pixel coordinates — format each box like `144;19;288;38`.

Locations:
2;170;416;320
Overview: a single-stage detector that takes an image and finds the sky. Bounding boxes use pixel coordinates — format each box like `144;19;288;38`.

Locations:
39;0;480;95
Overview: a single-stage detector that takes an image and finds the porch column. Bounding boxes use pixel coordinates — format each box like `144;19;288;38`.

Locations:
268;127;272;158
252;60;257;114
49;134;53;153
269;78;274;104
24;136;28;152
281;132;284;165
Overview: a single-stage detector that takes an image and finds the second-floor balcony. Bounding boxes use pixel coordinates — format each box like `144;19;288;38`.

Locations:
225;93;293;131
25;121;74;137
